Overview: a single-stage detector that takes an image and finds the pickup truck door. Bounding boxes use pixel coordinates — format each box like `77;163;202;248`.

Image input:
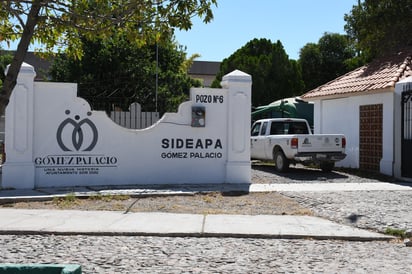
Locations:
251;121;268;159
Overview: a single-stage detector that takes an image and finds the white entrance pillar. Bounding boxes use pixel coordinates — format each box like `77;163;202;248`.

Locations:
2;63;36;189
221;70;252;183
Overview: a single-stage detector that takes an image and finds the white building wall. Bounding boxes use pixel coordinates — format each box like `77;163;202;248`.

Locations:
312;91;394;175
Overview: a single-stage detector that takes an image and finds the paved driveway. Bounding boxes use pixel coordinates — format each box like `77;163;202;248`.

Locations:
252;163;412;234
252;163;397;184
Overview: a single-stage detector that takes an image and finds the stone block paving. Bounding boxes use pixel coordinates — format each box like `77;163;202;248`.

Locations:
254;164;412;234
281;190;412;235
1;235;412;273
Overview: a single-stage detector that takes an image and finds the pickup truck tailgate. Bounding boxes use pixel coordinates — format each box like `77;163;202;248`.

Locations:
298;134;345;153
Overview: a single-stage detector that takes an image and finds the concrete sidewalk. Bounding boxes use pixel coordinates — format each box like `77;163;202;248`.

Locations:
1;182;409;241
0;208;392;241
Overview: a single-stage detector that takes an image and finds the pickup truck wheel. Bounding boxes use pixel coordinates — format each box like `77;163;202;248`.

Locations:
320;161;334;172
274;150;289;172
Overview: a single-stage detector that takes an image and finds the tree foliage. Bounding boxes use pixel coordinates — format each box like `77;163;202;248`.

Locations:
299;43;322;91
50;34;200;115
212;38;304;107
344;0;412;59
299;33;357;91
0;0;217;114
0;50;13;89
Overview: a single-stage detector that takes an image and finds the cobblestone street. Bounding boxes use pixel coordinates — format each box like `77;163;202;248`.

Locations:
1;234;411;273
1;165;412;273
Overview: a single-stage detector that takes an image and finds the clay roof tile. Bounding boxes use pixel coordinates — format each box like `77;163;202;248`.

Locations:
302;50;412;99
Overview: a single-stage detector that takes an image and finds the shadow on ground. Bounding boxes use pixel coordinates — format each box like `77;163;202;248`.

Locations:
252;162;401;183
252;163;348;181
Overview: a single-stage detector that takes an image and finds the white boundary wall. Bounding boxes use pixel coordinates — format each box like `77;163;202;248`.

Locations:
2;63;251;189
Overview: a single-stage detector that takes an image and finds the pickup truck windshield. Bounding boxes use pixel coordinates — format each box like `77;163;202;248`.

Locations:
251;122;261;136
270;121;309;135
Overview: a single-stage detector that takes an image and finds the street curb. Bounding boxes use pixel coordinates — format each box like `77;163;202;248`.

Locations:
0;230;394;242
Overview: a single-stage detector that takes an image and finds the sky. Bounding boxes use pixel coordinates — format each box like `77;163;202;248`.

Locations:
174;0;359;61
1;0;359;61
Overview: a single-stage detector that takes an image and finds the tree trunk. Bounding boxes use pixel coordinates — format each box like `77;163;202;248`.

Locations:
0;1;42;116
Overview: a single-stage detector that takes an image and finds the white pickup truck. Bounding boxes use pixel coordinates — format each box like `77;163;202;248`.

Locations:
251;118;346;172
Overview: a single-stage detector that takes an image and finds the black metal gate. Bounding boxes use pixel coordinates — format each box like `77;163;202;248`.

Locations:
401;84;412;177
78;82;156;114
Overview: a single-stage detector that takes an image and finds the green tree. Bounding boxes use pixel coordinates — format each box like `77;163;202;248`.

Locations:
318;33;355;78
344;0;412;59
299;33;356;91
50;34;200;115
212;38;304;107
299;43;323;91
0;0;216;115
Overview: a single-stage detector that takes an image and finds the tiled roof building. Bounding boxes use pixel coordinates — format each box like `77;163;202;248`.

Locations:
302;50;412;99
300;48;412;180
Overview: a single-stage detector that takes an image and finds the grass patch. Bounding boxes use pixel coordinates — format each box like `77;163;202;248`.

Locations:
385;227;407;238
202;195;214;203
88;194;130;202
51;193;131;209
52;193;79;208
1;203;14;208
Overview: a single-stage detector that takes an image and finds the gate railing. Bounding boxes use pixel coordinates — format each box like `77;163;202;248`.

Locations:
401;84;412;177
110;102;159;129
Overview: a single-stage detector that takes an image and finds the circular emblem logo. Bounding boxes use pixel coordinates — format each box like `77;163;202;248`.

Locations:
56;110;98;151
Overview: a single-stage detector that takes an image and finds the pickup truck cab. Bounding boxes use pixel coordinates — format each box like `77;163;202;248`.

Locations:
251;118;346;172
